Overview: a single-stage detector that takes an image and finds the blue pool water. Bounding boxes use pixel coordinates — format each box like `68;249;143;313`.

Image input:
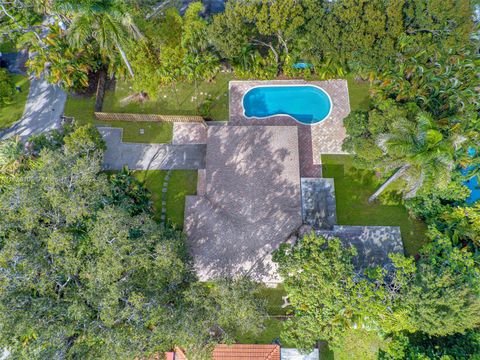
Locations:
243;85;332;125
462;147;479;204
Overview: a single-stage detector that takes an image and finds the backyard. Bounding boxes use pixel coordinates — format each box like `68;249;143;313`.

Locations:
0;74;29;129
322;154;428;255
64;72;369;143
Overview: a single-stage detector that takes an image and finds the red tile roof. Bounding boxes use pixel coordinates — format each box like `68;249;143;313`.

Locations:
212;344;280;360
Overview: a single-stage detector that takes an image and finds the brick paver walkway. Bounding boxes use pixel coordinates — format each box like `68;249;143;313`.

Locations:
172;122;207;144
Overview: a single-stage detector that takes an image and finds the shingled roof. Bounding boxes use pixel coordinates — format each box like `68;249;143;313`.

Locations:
184;126;302;284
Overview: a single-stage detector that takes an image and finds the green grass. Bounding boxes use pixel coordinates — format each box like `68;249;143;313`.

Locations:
132;170;197;229
0;41;16;52
102;73;233;121
236;285;297;347
0;74;29;130
345;75;370;111
322;155;428;255
64;95;173;143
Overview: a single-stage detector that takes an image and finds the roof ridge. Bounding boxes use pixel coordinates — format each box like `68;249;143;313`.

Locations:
266;345;280;360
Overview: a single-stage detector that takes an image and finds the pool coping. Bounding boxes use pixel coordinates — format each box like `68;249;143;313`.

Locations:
241;83;333;125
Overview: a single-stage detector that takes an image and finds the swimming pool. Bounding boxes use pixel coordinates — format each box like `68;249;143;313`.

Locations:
242;85;332;125
462;147;479;204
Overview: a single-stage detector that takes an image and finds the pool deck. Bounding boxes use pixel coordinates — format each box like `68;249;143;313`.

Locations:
229;80;350;177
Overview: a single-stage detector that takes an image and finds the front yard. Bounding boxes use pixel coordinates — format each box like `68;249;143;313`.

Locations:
132;170;197;229
64;95;173;143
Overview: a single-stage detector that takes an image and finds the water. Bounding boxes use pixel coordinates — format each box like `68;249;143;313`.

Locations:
462;147;479;204
243;85;332;125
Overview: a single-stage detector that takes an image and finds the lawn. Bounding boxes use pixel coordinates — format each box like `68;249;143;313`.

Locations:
132;170;197;229
0;74;29;130
345;75;370;111
236;285;296;347
322;154;428;255
102;72;233;121
64;95;173;143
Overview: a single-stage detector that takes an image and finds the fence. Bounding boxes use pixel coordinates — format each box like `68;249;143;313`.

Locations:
94;112;205;123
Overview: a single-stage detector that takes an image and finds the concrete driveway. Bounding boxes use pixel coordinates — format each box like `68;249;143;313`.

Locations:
99;127;206;170
0;76;66;140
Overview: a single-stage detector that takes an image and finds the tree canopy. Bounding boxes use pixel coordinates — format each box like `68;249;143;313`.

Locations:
274;232;480;357
0;126;266;359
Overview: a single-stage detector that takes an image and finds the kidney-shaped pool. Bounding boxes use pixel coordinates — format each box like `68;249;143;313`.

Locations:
242;85;332;125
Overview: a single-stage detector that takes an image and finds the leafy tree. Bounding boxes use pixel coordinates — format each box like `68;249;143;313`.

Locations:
0;68;15;105
273;233;393;349
0;136;25;182
301;0;477;74
373;47;480;121
208;1;253;62
0;126;266;359
129;3;219;105
24;25;96;90
275;231;480;355
302;0;405;73
209;0;305;74
57;0;142;77
403;0;476;52
382;331;480;360
391;233;480;337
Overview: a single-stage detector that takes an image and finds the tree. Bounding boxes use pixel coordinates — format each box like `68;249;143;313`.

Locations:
129;3;219;105
23;25;96;90
368;112;455;202
274;231;480;356
301;0;405;73
392;233;480;336
0;126;266;359
382;331;480;360
209;0;305;75
273;233;393;350
57;0;142;77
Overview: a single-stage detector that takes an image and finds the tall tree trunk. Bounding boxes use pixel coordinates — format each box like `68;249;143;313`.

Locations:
115;42;134;78
94;66;107;112
368;164;410;203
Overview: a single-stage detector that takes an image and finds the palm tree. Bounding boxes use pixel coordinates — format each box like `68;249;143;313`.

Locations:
369;113;455;202
57;0;142;77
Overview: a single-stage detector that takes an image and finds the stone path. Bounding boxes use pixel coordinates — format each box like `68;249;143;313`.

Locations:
0;76;67;140
160;170;172;227
99;127;206;170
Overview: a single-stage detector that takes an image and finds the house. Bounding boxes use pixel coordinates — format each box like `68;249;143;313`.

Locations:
184;80;404;284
